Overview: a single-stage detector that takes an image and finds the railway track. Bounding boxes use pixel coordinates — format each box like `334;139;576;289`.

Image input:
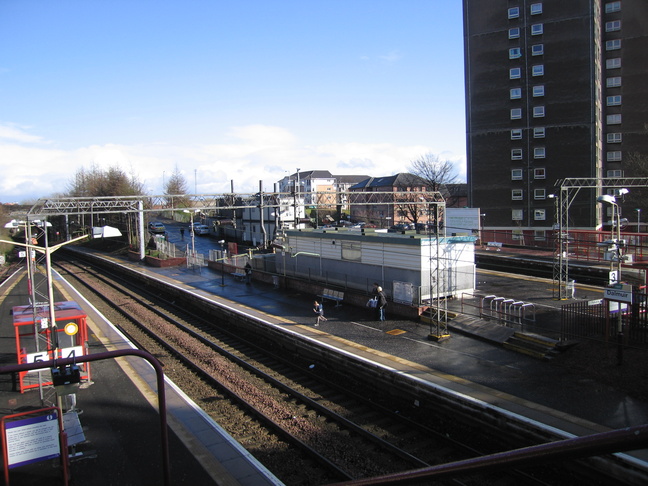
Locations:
54;254;606;485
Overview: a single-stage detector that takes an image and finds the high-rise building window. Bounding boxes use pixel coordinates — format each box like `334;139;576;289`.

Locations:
531;44;544;56
532;64;544;76
607;114;622;124
511;148;523;159
511;129;523;140
530;3;543;15
510;88;522;99
605;1;621;13
512;209;523;221
534;209;546;221
511;108;522;119
534;168;546;179
508;7;520;19
534;147;546;158
533;106;545;117
534;127;546;138
605;20;621;32
606;39;621;51
606;76;622;88
532;85;545;97
510;67;522;79
531;24;543;35
606;95;622;106
512;189;523;200
607;133;622;143
509;47;522;59
511;169;523;180
534;189;546;199
607;151;622;162
509;27;520;39
606;58;621;69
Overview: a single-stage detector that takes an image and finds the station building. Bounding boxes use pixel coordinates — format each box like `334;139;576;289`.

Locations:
274;228;477;306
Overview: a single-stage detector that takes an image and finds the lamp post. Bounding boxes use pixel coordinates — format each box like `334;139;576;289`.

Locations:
218;240;226;287
597;193;626;365
183;209;200;268
183;210;196;256
636;208;641;233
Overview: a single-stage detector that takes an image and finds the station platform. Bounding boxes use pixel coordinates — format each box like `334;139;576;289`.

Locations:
0;268;282;486
1;240;648;484
79;246;648;441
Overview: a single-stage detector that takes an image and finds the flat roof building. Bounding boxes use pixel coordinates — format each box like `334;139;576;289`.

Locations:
277;228;477;305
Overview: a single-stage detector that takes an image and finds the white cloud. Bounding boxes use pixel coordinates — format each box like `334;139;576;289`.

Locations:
0;125;47;144
0;123;466;203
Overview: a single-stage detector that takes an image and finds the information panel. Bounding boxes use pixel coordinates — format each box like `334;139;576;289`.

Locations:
4;412;61;468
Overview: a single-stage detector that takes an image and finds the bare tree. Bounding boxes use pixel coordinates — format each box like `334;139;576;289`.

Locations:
164;166;190;208
66;164;144;197
408;153;458;192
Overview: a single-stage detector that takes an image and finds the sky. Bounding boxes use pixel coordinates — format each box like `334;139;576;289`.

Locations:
0;0;466;203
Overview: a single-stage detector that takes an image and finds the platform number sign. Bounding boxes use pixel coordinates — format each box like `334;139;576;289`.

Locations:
25;346;84;373
609;270;619;285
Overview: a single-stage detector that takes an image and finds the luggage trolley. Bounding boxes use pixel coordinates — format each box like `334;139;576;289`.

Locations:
12;301;90;393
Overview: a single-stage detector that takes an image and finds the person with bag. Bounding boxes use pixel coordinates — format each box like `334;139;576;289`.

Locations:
368;282;381;320
377;287;387;321
313;300;327;326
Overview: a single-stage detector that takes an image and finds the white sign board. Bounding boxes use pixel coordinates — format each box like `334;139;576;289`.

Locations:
603;286;633;303
5;412;61;468
446;208;481;237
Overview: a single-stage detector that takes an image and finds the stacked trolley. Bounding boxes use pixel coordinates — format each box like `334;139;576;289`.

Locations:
11;301;90;393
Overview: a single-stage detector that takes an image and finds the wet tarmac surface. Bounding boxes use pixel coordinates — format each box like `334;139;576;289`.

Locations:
144;251;648;432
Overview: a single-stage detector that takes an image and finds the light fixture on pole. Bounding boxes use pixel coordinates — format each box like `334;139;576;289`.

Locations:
183;209;201;267
218;240;226;287
597;191;627;365
636;208;641;233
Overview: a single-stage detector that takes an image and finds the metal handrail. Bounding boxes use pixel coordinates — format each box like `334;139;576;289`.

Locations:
328;424;648;485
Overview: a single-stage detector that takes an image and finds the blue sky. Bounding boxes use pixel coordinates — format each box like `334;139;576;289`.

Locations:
0;1;466;202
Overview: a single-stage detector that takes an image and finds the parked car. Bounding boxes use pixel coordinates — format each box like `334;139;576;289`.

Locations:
148;222;166;234
193;224;210;235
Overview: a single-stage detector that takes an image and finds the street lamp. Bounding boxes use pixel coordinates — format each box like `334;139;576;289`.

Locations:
597;192;627;365
636;208;641;233
218;240;226;287
183;209;201;267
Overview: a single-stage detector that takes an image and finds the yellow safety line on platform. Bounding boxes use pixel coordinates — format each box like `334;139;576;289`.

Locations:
0;271;25;307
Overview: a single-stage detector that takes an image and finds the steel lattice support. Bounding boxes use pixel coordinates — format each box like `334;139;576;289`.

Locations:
26;191;447;217
552;177;648;299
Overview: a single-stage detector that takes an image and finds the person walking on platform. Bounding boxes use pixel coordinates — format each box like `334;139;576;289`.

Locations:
313;300;327;326
369;282;381;320
244;262;252;285
377;287;387;321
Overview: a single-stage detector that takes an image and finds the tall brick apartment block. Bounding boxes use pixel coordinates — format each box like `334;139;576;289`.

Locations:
463;1;648;234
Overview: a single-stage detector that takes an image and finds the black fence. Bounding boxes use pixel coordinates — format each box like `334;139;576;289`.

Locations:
561;293;648;345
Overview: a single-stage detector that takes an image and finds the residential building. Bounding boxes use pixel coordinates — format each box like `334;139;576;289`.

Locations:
463;0;648;233
278;170;370;226
349;173;439;228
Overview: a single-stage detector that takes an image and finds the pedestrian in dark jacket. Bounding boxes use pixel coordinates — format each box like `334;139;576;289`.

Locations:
369;283;381;320
244;262;252;285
